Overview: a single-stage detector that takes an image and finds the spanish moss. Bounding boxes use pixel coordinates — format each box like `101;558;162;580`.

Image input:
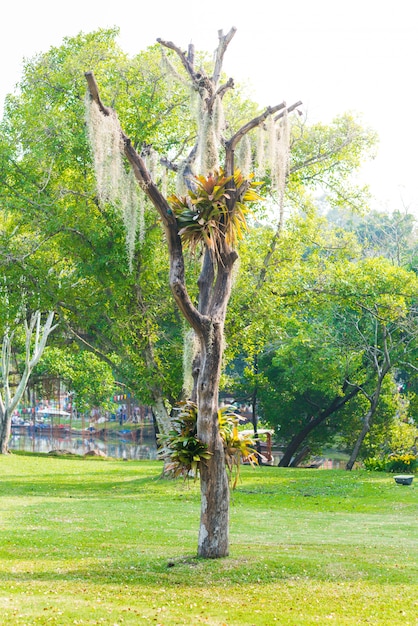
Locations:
85;97;143;271
237;134;252;177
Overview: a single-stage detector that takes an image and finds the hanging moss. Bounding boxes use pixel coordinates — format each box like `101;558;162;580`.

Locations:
237;134;252;177
85;97;123;204
255;125;266;177
85;97;144;271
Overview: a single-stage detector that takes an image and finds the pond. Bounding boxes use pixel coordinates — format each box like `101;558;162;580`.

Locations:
9;425;158;461
10;426;348;468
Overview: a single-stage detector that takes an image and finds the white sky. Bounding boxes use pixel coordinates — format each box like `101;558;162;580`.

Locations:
2;0;418;213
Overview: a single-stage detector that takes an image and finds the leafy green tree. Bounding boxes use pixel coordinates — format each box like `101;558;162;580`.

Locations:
288;113;377;213
328;208;418;268
37;347;115;414
0;28;191;432
226;212;418;467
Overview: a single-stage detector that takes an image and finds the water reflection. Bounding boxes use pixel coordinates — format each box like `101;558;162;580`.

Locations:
10;428;158;461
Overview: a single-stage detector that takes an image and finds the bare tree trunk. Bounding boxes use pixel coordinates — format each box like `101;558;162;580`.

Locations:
0;311;56;454
197;324;229;557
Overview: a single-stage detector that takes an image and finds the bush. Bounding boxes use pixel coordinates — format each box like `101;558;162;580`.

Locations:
385;453;417;474
363;456;387;472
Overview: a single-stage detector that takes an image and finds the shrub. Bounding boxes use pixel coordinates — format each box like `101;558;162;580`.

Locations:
385;453;417;474
363;456;387;472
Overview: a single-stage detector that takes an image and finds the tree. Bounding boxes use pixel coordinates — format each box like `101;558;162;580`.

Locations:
329;208;418;268
1;28;376;451
0;29;190;433
84;28;300;558
341;279;418;469
225;209;418;467
272;256;418;468
37;346;115;415
0;311;56;453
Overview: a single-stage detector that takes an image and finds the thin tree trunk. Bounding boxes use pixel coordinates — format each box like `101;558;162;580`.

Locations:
345;413;372;471
0;412;11;454
346;360;389;471
289;445;311;467
278;384;361;467
0;311;57;454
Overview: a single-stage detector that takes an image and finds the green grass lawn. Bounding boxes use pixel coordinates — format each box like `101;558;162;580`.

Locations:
0;454;416;625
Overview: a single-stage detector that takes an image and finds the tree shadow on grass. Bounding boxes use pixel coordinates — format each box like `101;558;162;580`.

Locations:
0;547;416;587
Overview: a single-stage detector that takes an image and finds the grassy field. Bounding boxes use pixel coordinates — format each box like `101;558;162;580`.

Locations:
0;453;416;625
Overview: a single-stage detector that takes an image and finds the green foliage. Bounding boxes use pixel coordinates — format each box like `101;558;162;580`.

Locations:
361;452;418;474
37;346;115;413
0;28;190;412
332;208;418;268
288;113;377;213
385;453;417;474
363;456;387;472
158;401;257;486
385;418;418;455
363;417;418;472
226;210;418;464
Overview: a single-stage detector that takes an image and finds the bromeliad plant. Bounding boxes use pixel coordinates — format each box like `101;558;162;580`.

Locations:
218;405;259;488
168;169;263;258
158;401;258;486
157;401;211;479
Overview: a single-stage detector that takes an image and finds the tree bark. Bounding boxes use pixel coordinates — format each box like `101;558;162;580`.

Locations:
0;410;12;454
194;248;236;557
197;322;229;558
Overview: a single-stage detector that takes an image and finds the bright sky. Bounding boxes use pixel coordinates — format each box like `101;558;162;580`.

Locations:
2;0;418;213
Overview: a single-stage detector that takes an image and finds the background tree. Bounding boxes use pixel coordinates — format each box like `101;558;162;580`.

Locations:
0;311;56;453
226;211;418;467
36;346;115;416
0;29;193;432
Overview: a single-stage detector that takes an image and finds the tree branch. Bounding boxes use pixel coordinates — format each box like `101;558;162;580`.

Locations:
213;28;237;86
84;71;206;334
157;38;196;82
224;101;301;177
